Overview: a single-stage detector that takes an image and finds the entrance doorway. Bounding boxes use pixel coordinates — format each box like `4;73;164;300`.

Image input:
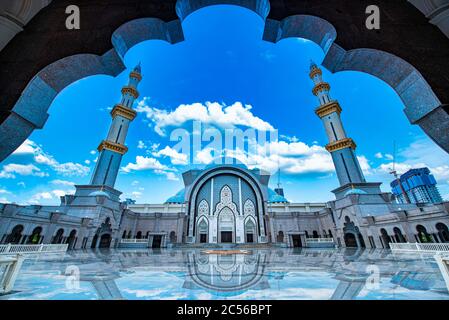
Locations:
344;233;357;247
221;231;232;243
246;233;254;243
200;234;207;243
152;235;162;248
292;235;302;248
99;234;111;248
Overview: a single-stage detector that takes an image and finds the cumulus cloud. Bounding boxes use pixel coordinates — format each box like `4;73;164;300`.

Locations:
121;156;172;173
13;139;38;155
153;146;188;165
51;180;75;186
0;163;47;179
29;192;53;204
136;100;275;136
11;139;90;177
137;140;147;149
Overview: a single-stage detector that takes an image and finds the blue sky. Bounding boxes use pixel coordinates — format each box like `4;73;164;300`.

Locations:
1;5;448;205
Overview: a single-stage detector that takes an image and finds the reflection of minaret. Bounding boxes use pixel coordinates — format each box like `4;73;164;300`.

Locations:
330;275;367;300
274;162;284;197
310;62;366;187
89;277;123;300
90;64;142;188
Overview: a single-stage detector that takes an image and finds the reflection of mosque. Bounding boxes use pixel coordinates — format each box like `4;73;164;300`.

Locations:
184;252;269;295
13;249;447;300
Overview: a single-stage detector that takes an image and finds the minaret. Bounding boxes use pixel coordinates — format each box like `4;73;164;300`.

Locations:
90;64;142;188
310;61;366;187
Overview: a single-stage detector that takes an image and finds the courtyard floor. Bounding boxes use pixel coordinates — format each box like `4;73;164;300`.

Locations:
1;248;449;300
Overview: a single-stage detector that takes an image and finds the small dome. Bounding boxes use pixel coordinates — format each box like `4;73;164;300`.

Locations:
133;62;142;73
344;189;367;196
268;188;289;203
166;189;185;204
89;190;111;199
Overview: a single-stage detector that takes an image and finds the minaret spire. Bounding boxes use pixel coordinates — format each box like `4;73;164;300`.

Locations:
90;64;143;188
310;62;366;187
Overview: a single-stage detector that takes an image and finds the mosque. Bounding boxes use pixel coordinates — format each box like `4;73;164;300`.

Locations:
1;63;448;250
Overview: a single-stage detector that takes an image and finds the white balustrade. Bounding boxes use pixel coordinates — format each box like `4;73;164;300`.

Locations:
305;238;335;243
0;244;68;255
120;239;149;244
390;242;449;253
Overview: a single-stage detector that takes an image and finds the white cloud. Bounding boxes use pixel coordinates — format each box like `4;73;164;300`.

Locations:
0;189;10;194
154;170;179;181
357;155;372;175
137;140;147;149
0;163;47;179
13;139;39;155
51;180;75;187
136;101;275;136
35;152;89;177
11;139;90;177
121;156;171;173
29;192;53;204
131;191;142;198
375;152;383;159
52;190;67;197
90;150;97;155
84;160;91;165
153;146;188;165
131;180;140;186
0;197;10;204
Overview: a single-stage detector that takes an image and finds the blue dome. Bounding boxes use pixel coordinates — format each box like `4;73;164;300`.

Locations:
166;188;289;204
268;188;289;203
89;190;110;199
204;157;248;170
165;189;185;204
344;189;367;196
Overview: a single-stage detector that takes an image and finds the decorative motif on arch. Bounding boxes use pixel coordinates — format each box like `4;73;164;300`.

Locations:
198;199;209;216
214;185;239;216
244;199;255;216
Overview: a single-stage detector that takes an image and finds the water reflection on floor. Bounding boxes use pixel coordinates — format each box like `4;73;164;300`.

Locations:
2;248;449;300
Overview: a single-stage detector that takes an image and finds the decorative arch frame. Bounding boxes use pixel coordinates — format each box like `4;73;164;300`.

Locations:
196;214;209;243
0;0;448;162
185;165;268;242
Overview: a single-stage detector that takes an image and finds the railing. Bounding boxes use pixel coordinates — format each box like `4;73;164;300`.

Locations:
120;239;149;244
0;254;25;294
390;242;449;253
0;244;68;255
305;238;335;243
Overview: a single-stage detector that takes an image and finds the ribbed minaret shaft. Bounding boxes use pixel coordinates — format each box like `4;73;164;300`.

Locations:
90;64;142;188
310;62;366;186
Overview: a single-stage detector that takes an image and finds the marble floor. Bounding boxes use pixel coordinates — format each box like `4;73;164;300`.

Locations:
1;248;449;300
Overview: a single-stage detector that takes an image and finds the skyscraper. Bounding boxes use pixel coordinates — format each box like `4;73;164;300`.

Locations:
391;167;443;204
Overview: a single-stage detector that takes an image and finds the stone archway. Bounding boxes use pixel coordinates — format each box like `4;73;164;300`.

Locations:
27;226;43;244
380;228;391;249
436;223;449;243
1;0;448;163
344;232;358;248
218;207;235;243
343;217;365;248
99;234;112;248
52;228;64;244
6;225;24;244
